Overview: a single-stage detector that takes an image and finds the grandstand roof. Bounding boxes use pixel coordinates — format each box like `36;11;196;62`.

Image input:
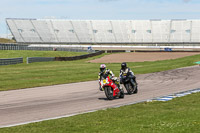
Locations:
6;18;200;44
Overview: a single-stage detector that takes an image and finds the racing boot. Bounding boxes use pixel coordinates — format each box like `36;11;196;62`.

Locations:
99;85;103;91
98;82;103;91
119;84;123;91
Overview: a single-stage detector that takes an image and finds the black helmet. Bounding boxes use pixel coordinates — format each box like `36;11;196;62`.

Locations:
121;62;127;70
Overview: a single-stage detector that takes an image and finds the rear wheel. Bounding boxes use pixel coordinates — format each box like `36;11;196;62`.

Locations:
104;86;114;100
125;83;134;95
133;84;138;94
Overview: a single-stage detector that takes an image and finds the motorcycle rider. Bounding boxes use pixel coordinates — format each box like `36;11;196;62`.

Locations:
119;62;137;87
98;64;121;91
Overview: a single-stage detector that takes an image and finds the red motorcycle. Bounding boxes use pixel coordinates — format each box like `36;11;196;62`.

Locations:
99;74;124;100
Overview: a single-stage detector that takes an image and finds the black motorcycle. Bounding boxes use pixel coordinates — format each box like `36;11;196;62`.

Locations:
121;74;138;95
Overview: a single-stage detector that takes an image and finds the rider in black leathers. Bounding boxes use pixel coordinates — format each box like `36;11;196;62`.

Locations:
119;62;137;87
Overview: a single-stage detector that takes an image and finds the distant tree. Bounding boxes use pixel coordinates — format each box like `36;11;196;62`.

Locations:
12;37;16;41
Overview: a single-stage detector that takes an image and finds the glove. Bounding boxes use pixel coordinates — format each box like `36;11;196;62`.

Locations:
112;77;117;81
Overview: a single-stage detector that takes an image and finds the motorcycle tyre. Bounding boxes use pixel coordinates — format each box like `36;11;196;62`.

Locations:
125;83;134;95
133;85;138;94
104;86;114;100
119;89;124;98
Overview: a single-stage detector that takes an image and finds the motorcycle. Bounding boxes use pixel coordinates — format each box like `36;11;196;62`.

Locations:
99;74;124;100
121;74;138;95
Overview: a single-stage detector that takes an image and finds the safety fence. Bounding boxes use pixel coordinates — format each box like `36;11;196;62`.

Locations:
0;51;103;65
0;43;95;53
26;51;103;64
0;57;23;66
27;57;55;64
54;51;104;61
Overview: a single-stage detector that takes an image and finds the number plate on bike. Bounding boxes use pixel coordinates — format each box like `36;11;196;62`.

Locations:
103;79;106;84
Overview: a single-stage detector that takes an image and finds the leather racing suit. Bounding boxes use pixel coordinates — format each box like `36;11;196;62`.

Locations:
119;67;137;86
98;69;121;91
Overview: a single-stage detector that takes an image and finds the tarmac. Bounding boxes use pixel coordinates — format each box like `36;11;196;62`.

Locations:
0;65;200;128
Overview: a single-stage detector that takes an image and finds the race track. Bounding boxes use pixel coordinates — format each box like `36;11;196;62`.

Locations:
0;65;200;127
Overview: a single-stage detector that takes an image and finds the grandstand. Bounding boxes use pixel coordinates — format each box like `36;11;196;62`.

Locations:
6;18;200;45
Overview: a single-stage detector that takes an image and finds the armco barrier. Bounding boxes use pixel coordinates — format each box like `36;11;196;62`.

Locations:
27;57;55;64
55;51;104;61
0;57;23;66
27;51;104;64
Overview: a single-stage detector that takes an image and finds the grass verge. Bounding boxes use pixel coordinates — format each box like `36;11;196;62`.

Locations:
0;51;200;91
0;50;88;63
0;38;15;43
0;91;200;132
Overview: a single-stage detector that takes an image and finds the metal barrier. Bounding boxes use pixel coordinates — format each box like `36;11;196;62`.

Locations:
0;57;23;66
55;51;104;61
0;43;94;53
0;44;27;50
27;57;55;64
27;51;103;64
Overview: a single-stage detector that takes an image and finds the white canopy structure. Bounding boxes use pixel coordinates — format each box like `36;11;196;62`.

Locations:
6;18;200;44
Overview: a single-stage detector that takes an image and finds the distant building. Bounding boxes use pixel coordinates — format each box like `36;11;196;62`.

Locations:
6;18;200;44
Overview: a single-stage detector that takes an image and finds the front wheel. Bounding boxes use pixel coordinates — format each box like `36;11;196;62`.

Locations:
119;89;124;98
104;86;114;100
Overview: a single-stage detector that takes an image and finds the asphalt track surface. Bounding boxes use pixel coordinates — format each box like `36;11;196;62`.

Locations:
0;65;200;127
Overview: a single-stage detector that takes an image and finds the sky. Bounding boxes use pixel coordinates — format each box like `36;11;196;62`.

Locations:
0;0;200;37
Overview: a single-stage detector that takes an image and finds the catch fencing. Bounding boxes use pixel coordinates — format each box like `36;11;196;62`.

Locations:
0;43;95;53
0;57;23;66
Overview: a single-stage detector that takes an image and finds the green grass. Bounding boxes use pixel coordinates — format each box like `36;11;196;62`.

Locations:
0;50;88;62
0;51;200;91
0;38;16;43
1;51;200;132
1;91;200;133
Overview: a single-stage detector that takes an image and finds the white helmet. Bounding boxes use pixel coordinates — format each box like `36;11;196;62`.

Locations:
100;64;106;72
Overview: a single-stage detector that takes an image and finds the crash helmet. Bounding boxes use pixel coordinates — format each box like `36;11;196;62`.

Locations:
100;64;106;72
121;62;127;70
